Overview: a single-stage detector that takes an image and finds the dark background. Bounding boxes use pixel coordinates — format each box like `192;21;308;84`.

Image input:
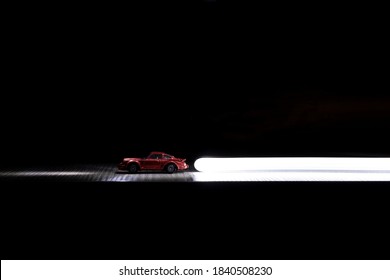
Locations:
2;1;390;261
2;0;389;167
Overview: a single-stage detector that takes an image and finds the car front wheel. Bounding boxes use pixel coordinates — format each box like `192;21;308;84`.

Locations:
128;163;138;173
166;163;176;174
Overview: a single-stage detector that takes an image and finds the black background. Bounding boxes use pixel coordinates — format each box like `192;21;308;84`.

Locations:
2;0;389;166
2;1;390;260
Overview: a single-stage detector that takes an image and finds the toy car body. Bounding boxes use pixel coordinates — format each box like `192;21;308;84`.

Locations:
117;151;189;173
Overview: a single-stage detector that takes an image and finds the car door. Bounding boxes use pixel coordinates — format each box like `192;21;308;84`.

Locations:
144;153;163;170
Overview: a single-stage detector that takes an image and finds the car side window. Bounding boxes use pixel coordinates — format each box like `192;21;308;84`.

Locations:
149;154;163;159
163;155;171;159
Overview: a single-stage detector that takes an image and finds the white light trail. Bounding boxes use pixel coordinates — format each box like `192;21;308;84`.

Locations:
194;157;390;172
192;171;390;182
192;157;390;181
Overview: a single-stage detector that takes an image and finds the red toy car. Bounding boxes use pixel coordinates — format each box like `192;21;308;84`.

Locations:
117;151;189;173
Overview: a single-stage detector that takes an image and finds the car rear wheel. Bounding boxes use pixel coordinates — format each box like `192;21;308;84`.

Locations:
166;163;176;174
128;163;138;173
